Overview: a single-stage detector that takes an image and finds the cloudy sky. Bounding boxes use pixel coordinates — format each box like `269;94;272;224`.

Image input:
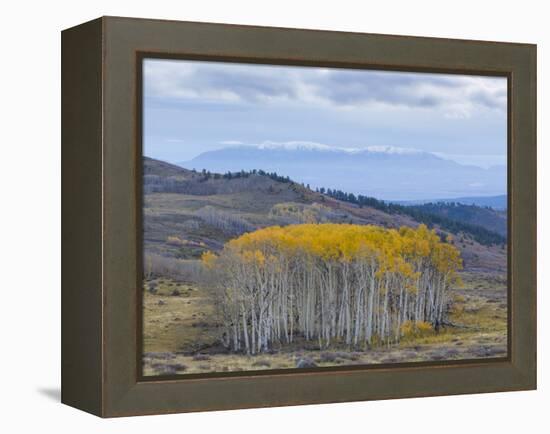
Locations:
143;58;507;168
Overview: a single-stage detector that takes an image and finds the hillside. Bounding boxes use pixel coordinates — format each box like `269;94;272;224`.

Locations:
320;189;506;245
143;157;506;273
406;202;507;237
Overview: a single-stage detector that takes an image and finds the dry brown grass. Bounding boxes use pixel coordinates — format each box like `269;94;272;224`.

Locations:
142;280;218;354
142;271;507;377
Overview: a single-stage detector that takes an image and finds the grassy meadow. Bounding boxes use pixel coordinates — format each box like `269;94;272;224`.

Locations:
142;270;507;376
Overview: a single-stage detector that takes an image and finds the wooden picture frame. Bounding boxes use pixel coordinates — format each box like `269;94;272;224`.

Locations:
61;16;536;417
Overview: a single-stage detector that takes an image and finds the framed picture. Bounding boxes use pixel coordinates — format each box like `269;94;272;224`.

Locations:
62;16;536;417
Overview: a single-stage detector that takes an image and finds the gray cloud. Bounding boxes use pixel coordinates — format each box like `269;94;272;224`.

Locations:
144;59;507;117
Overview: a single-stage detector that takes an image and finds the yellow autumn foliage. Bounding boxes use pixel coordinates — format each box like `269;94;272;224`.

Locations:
204;223;463;353
205;223;462;280
401;320;434;338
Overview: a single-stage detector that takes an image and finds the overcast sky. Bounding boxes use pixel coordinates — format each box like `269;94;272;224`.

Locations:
143;58;507;168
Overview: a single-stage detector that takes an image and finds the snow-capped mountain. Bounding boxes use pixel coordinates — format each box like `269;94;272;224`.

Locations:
180;142;506;201
238;141;430;157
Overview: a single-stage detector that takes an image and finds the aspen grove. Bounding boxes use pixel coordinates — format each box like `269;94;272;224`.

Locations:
202;224;462;354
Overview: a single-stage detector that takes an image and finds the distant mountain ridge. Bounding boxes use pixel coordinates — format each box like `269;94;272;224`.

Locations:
181;142;506;201
244;141;429;156
394;195;507;210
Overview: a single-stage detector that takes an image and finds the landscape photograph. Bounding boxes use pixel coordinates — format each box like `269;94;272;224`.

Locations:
140;58;508;377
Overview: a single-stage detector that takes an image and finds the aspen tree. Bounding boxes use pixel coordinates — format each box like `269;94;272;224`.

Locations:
203;224;462;352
